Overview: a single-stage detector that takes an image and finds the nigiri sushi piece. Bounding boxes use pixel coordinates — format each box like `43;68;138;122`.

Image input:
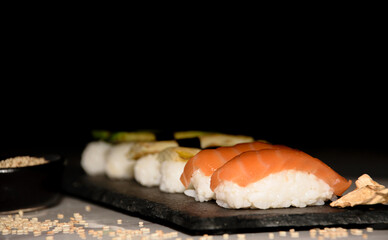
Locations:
105;142;135;179
159;147;201;193
81;141;112;176
180;141;286;202
211;149;352;209
133;141;179;187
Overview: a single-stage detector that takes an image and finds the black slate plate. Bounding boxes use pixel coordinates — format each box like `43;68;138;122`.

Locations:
62;165;388;235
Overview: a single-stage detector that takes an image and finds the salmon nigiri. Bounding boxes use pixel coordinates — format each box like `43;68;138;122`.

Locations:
211;148;352;209
179;141;288;202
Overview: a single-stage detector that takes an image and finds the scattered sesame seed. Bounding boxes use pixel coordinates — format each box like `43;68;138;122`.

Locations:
237;234;246;239
141;227;151;234
85;205;91;212
2;229;10;235
2;210;377;240
308;227;356;239
350;229;363;236
309;229;317;238
290;232;299;238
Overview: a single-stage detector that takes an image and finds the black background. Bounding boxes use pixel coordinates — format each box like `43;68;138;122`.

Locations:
1;78;387;178
0;84;381;150
1;33;387;178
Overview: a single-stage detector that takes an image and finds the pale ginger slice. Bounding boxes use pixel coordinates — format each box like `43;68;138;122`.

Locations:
355;174;385;190
199;134;254;148
158;147;201;163
330;174;388;208
126;141;179;160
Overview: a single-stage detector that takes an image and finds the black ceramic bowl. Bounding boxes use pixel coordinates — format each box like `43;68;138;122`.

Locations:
0;154;65;213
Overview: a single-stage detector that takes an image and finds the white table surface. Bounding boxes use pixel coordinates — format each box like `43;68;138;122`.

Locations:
1;191;387;240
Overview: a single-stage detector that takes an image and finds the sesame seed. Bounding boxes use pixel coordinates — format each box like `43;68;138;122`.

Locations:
268;232;275;239
237;234;245;239
309;229;317;238
290;232;299;238
308;227;355;239
117;219;122;224
2;229;10;235
279;231;287;237
350;229;363;236
366;227;373;232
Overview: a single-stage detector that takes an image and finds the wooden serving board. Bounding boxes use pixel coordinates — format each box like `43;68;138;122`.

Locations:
62;166;388;235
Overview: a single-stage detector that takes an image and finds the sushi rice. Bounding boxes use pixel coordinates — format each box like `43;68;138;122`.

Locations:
105;142;135;179
134;153;161;187
81;141;112;176
134;146;201;191
213;170;335;209
159;147;201;193
184;169;214;202
160;160;188;193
